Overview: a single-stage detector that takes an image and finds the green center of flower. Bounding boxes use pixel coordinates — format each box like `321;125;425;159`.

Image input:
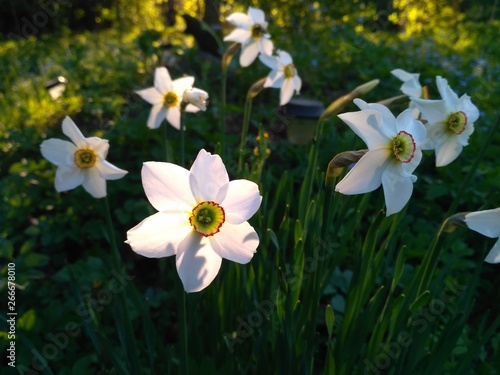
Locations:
163;91;178;108
189;201;225;237
391;130;416;163
447;111;467;135
251;24;265;39
284;64;295;79
74;148;97;169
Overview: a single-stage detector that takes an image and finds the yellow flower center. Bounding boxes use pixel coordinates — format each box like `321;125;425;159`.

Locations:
391;130;416;163
284;64;295;79
447;111;467;135
251;24;265;39
163;91;179;108
74;148;97;169
189;201;225;237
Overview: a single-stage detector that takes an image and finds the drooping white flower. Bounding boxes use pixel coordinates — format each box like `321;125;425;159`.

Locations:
411;76;479;167
391;69;423;98
223;6;274;67
259;50;302;105
136;67;201;130
335;99;427;216
126;149;262;292
40;116;128;198
183;88;209;111
465;208;500;263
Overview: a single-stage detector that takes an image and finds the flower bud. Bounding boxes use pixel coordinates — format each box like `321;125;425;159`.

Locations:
183;88;209;111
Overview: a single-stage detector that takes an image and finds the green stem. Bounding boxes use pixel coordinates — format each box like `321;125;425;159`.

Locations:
104;196;120;267
238;95;253;174
220;70;227;160
179;287;189;375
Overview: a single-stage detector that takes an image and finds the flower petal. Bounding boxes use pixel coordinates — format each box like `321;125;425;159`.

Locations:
259;38;274;56
96;159;128;180
176;231;222;292
391;68;416;82
126;211;192;258
218;180;262;224
436;76;459;104
259;53;279;70
189;149;229;202
353;99;397;133
485;239;500;263
381;163;414;216
223;28;251;44
337;109;391;149
147;103;167;129
82;168;107;198
142;161;196;212
155;67;173;94
264;70;283;88
54;166;83;192
172;76;195;97
248;6;265;24
40;139;76;167
226;12;252;28
465;208;500;238
277;50;293;65
136;87;163;105
240;41;260;67
280;78;294;105
411;98;449;124
166;106;181;129
62;116;87;148
458;94;480;124
435;135;462;167
335;148;390;195
396;108;427;146
87;137;109;158
209;221;259;263
293;75;302;93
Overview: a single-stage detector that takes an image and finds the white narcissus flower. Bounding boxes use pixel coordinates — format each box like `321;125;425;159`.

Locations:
335;99;427;216
223;6;274;67
411;76;479;167
259;50;302;105
183;88;209;111
391;69;423;98
40;116;128;198
465;208;500;263
126;149;262;293
136;67;201;130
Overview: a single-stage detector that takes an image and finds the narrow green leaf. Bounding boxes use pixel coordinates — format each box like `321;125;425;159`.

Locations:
409;290;431;313
267;228;280;252
325;304;335;339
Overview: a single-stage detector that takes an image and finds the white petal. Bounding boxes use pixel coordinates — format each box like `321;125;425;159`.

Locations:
62;116;87;148
147;103;167;129
293;75;302;93
87;137;109;158
176;232;222;293
189;149;229;202
40;139;76;167
381;163;414;216
259;53;279;70
82;168;107;198
485;240;500;264
219;180;261;224
136;87;163;105
96;159;128;180
166;106;181;129
400;79;422;98
435;135;462;167
264;70;283;88
403;148;423;175
226;12;252;28
259;38;274;56
141;162;196;212
248;7;265;24
223;28;251;43
280;78;294;105
391;69;417;82
277;50;293;65
172;76;195;97
465;208;500;238
185;104;201;113
436;76;459;104
209;221;259;263
155;67;173;94
411;98;449;124
458;94;480;124
337;109;391;149
396;109;427;146
353;99;397;132
240;41;260;67
126;211;192;258
335;148;390;195
54;166;84;192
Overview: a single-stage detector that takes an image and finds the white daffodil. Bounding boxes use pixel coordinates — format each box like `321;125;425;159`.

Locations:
411;76;479;167
391;69;423;98
335;99;426;216
40;116;127;198
136;67;201;130
465;208;500;263
183;88;209;111
223;6;274;67
259;50;302;105
126;149;262;293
